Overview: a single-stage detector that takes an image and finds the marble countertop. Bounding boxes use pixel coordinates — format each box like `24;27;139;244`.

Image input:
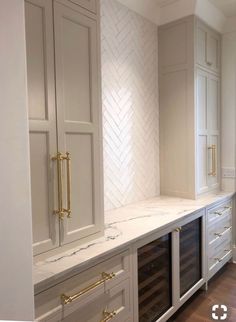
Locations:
34;191;234;294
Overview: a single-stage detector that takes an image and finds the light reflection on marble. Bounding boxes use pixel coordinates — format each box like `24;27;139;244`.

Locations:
34;191;235;293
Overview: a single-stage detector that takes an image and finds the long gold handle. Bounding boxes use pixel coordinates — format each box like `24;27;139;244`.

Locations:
100;310;117;322
52;152;64;220
61;272;116;305
208;145;216;176
63;152;71;218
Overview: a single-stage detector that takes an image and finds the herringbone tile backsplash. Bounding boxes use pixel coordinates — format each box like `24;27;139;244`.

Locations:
101;0;160;211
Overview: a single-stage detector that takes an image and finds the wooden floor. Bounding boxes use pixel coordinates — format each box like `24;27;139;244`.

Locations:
168;263;236;322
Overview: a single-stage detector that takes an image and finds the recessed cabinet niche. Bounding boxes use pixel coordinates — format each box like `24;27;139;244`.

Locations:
25;0;103;256
159;16;221;199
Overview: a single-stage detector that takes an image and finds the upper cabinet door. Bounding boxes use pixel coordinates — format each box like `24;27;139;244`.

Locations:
54;2;103;246
25;0;59;255
197;20;220;74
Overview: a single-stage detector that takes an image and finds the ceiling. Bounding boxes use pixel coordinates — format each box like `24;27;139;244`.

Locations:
156;0;236;16
206;0;236;17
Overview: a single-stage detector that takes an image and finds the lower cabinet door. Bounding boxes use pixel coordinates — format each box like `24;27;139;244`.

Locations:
137;234;172;322
179;218;202;297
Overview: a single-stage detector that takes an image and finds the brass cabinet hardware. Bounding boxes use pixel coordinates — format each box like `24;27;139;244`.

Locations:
52;152;72;219
52;152;64;220
64;152;71;218
208;145;216;176
61;272;116;305
214;232;222;237
224;206;232;210
100;310;117;322
214;207;232;216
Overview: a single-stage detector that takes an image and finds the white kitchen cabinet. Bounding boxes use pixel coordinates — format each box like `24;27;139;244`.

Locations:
197;19;221;74
35;250;132;321
206;199;233;280
25;0;103;256
133;210;206;322
196;69;220;194
159;16;221;199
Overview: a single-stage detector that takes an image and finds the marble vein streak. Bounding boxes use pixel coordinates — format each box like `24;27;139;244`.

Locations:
43;211;169;264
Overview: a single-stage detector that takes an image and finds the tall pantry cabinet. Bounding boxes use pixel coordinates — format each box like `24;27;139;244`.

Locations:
159;16;221;199
25;0;104;256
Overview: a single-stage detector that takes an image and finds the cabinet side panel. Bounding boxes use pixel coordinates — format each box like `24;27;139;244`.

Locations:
159;16;195;198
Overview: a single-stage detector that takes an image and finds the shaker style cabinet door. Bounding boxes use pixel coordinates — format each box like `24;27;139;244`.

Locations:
197;20;220;74
25;0;59;255
54;2;103;246
196;69;220;195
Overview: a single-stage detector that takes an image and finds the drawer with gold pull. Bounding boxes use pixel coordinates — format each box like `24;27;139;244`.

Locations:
36;279;130;322
35;250;130;320
207;200;232;225
208;217;232;245
208;228;232;271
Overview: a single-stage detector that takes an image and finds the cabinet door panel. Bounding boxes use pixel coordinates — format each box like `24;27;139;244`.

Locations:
179;218;201;297
61;16;92;123
197;20;220;74
207;75;220;132
208;135;220;189
25;0;59;255
138;234;172;322
54;2;103;245
197;135;208;194
197;26;207;68
207;32;220;73
196;70;207;131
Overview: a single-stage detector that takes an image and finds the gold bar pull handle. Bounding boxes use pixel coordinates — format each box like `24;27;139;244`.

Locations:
61;272;116;305
100;310;117;322
208;145;216;176
64;152;71;218
52;152;64;220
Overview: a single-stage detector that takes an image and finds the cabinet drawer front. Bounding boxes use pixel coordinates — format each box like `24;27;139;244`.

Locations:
36;279;130;322
207;201;232;224
208;216;232;245
208;230;232;270
35;250;130;319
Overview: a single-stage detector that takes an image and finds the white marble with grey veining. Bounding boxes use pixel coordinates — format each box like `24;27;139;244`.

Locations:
34;192;235;294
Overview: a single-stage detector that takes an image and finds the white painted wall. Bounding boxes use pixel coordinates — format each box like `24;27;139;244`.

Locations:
117;0;226;32
0;0;34;320
221;31;236;193
221;20;236;261
195;0;225;32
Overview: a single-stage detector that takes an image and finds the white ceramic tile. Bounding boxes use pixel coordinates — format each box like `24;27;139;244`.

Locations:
101;0;160;211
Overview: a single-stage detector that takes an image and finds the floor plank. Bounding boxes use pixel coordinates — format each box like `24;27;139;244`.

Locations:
168;263;236;322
